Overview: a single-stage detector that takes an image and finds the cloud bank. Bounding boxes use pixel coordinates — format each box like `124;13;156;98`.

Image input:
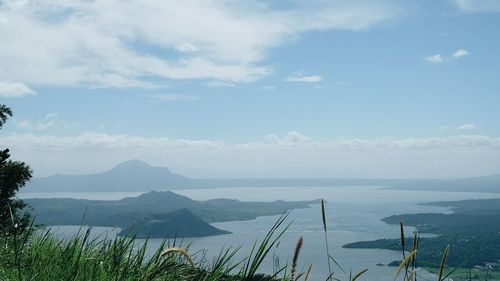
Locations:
2;131;499;178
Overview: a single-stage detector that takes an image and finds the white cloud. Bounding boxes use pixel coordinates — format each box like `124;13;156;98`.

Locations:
0;0;400;88
148;94;200;102
3;131;500;178
425;49;469;64
45;113;58;119
285;73;323;83
455;0;500;12
458;123;476;130
263;131;313;146
5;131;499;156
424;54;444;63
0;80;35;97
18;119;55;130
206;81;236;88
175;43;200;53
452;49;469;58
16;113;66;130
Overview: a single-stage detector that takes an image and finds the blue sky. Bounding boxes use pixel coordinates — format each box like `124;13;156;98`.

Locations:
1;0;499;178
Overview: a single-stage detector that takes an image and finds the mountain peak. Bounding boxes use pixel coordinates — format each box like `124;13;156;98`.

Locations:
113;159;153;169
109;159;173;174
27;159;191;192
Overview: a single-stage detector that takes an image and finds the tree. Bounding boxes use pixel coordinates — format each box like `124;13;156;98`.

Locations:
0;104;32;233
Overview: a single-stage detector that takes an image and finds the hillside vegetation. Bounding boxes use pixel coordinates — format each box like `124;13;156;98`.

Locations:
344;198;500;270
26;191;317;238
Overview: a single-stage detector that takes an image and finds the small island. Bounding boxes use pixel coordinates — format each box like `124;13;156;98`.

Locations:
117;208;231;238
26;191;318;238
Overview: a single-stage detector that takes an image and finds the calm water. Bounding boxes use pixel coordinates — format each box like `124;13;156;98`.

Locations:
20;186;500;281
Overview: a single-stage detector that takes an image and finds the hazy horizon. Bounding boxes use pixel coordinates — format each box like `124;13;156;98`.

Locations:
23;158;500;180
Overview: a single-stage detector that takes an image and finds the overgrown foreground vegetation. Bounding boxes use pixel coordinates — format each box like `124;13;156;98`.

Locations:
2;201;491;281
2;227;276;280
4;214;298;281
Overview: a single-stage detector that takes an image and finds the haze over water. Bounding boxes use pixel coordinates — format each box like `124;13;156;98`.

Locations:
21;186;500;281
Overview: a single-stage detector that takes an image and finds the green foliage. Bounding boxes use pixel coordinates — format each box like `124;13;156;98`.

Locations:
0;215;301;281
118;208;230;238
242;212;291;279
25;191;316;238
0;226;218;281
0;104;32;234
0;105;13;127
344;198;500;271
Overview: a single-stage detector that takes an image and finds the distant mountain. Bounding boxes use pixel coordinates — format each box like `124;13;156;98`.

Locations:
25;159;193;192
119;209;230;238
23;159;500;193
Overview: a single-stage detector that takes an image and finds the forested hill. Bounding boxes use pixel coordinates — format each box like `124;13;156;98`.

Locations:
118;208;230;238
25;191;318;238
344;198;500;268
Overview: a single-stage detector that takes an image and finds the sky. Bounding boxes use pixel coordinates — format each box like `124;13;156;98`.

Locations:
1;0;500;178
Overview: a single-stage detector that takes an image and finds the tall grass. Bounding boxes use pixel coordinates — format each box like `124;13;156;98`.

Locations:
1;206;491;281
0;212;307;281
394;222;480;281
290;236;303;281
1;226;205;281
320;199;333;280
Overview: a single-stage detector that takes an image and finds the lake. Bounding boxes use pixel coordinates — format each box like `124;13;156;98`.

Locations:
19;186;500;281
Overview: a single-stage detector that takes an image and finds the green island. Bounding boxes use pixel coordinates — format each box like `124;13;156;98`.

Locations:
25;190;318;238
343;198;500;280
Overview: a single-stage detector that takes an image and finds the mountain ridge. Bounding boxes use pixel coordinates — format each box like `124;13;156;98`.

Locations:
25;190;318;237
25;159;193;192
23;159;500;193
